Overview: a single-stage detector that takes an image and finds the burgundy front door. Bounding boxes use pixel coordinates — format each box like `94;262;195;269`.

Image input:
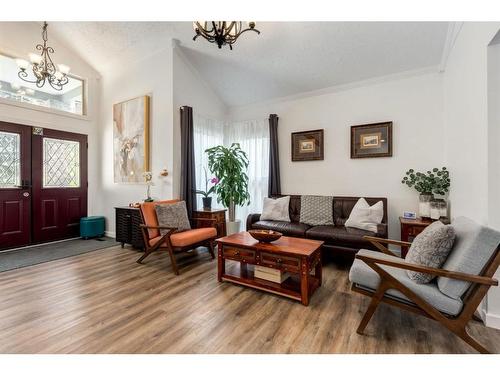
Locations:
31;128;88;243
0;122;32;249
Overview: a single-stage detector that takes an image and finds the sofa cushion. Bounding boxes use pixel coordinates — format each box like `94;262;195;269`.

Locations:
150;227;217;248
306;225;375;247
261;196;291;222
345;198;384;232
155;201;191;235
437;216;500;299
349;249;463;316
405;221;456;284
334;197;387;227
140;199;180;238
252;220;311;237
299;195;334;226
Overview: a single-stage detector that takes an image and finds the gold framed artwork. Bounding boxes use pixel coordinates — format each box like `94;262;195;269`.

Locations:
113;95;150;183
291;129;324;161
351;122;392;158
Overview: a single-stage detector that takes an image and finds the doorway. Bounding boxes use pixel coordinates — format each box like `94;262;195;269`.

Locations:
0;121;88;250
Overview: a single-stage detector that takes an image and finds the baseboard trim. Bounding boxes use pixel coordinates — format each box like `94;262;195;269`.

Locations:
484;312;500;329
105;231;116;239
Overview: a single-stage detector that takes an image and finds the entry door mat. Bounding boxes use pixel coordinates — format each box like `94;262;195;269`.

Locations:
0;237;118;273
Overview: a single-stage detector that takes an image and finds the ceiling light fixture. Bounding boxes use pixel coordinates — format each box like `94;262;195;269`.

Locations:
192;21;260;50
16;22;70;91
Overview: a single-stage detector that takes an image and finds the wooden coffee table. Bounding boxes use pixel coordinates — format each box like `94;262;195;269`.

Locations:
216;232;324;306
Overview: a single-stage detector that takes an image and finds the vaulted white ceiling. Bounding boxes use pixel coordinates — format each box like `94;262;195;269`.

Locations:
49;22;449;107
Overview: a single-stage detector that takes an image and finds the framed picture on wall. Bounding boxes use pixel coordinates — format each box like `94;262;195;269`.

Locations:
351;121;392;158
291;129;324;161
113;95;150;183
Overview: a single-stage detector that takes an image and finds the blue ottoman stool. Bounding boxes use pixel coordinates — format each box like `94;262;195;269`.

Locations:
80;216;105;239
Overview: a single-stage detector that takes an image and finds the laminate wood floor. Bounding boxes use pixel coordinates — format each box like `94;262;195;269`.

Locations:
0;245;499;354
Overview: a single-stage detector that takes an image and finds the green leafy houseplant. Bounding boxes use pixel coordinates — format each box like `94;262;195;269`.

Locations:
401;167;450;195
205;143;250;222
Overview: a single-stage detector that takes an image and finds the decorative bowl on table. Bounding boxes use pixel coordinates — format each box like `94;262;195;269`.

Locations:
248;229;282;243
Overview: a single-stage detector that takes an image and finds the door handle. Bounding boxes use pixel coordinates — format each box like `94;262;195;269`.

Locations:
22;192;30;197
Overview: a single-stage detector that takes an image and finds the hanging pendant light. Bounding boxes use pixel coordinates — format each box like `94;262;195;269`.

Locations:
193;21;260;50
16;22;70;91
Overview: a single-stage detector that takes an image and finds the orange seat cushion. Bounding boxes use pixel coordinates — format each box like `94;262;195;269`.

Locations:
149;227;217;248
140;199;180;238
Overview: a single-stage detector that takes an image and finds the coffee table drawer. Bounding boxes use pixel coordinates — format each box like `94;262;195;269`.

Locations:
260;252;300;273
223;246;255;262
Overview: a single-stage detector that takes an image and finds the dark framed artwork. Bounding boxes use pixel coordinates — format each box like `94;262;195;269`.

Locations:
291;129;324;161
351;122;392;158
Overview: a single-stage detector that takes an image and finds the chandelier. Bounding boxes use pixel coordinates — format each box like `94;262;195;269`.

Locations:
16;22;70;91
192;22;260;50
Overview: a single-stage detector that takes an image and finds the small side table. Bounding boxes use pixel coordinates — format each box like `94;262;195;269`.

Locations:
192;208;227;238
400;216;450;258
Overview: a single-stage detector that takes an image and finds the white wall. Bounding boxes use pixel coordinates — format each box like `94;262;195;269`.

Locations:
229;73;445;240
443;22;500;329
99;48;175;236
0;22;101;216
99;42;228;236
443;23;500;224
487;40;500;330
172;44;228;198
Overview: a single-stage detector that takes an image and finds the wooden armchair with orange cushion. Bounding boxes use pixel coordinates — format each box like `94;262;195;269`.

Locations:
137;199;218;275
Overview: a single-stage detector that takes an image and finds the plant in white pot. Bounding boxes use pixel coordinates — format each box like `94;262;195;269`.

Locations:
206;143;250;234
401;167;450;218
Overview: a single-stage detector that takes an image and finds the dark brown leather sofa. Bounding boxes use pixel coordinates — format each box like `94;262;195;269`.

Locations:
246;195;388;256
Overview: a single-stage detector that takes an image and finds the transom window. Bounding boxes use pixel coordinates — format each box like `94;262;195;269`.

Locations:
0;53;85;115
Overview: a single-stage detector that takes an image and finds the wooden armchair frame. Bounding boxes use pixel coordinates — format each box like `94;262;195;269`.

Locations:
351;236;500;354
137;216;217;275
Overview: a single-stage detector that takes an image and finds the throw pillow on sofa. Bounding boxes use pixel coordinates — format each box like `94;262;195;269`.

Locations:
405;220;456;284
344;198;384;233
260;196;291;222
299;195;334;226
155;201;192;235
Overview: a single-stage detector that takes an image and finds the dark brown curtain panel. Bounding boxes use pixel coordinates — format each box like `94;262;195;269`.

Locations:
268;114;281;197
180;106;197;217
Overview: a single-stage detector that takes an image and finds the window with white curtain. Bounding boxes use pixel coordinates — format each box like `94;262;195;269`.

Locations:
193;113;269;224
224;119;269;224
193;113;224;210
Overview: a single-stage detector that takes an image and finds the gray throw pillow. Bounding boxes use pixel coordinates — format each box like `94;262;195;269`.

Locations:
155;201;191;235
405;221;456;284
299;195;334;226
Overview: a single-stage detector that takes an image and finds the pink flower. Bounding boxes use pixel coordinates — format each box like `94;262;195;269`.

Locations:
210;177;219;184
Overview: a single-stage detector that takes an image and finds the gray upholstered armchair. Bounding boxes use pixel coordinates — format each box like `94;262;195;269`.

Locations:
349;216;500;353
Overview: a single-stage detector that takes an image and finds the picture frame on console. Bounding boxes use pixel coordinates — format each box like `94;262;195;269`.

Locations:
291;129;324;161
351;121;392;158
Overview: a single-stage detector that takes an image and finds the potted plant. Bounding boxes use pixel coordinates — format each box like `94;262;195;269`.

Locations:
205;143;250;234
401;167;450;218
196;167;219;210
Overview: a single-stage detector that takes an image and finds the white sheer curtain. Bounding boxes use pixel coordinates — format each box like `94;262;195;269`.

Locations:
193;113;224;210
193;114;269;225
225;119;269;224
